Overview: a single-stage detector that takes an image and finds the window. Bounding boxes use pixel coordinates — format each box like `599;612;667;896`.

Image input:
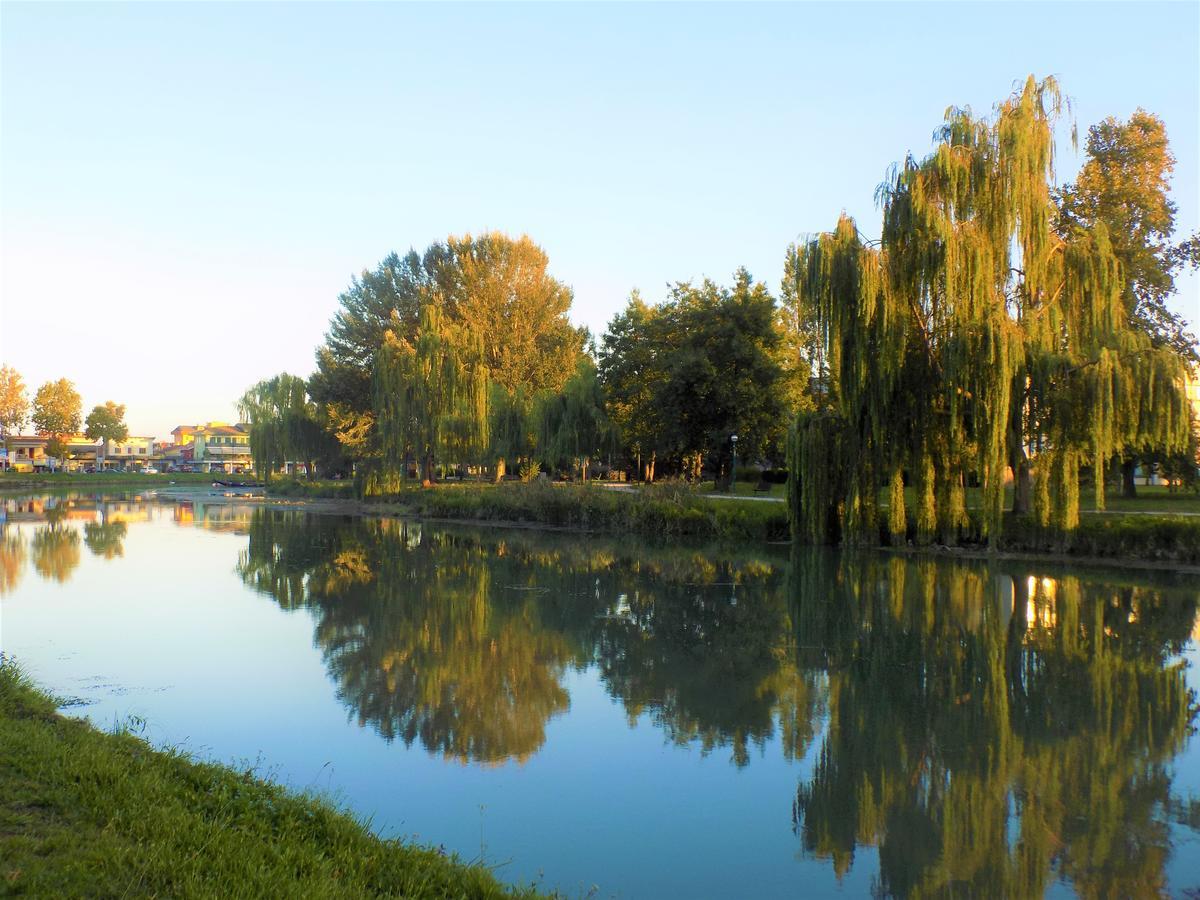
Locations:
139;447;146;454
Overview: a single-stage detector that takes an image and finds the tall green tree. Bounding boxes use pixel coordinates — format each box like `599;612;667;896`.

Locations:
84;401;129;445
311;234;585;461
787;77;1191;546
600;270;790;480
238;374;311;482
374;299;490;485
1056;110;1199;495
31;379;82;436
597;291;663;480
0;365;29;437
534;357;613;479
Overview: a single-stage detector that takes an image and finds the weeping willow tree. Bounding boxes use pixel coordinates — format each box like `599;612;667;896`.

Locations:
787;76;1191;546
488;383;536;481
239;373;310;482
534;357;615;480
374;299;490;486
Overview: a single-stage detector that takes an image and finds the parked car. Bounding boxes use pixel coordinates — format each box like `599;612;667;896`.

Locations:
142;467;160;475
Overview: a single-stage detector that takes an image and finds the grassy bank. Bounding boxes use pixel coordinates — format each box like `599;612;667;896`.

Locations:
262;478;1199;560
360;480;791;542
0;659;541;898
997;513;1200;564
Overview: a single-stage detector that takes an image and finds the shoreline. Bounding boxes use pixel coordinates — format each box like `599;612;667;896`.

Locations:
144;486;1200;578
0;660;541;898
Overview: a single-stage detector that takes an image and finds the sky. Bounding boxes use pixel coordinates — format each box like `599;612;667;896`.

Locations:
2;2;1197;440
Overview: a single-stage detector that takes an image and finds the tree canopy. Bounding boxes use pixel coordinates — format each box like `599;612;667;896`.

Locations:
238;373;334;481
787;76;1192;546
1057;110;1198;362
0;366;28;436
599;269;792;479
85;401;129;444
31;379;82;437
311;233;586;461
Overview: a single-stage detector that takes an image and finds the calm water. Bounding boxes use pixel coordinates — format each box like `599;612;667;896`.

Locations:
4;491;1200;898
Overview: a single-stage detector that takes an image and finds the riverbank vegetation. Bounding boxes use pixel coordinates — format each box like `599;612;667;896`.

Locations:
219;76;1198;555
0;658;540;898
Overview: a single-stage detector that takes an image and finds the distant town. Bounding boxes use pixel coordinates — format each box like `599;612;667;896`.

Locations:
1;422;265;475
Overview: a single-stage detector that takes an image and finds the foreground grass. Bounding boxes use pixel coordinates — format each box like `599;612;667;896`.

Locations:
0;660;542;898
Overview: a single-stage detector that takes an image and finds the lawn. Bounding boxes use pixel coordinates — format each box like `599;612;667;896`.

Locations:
0;658;542;898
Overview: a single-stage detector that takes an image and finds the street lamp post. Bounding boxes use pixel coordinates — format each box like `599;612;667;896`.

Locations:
730;434;738;493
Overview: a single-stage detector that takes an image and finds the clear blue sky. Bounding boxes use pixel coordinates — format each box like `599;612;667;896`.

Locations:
3;2;1197;439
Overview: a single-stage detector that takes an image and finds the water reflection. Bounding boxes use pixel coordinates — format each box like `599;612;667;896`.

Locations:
3;493;1199;895
790;551;1197;897
0;493;254;594
233;509;1200;893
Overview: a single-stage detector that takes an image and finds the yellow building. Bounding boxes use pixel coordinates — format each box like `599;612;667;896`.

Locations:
190;422;252;473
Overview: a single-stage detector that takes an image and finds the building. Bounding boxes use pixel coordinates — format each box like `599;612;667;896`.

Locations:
98;436;159;471
188;422;253;473
3;436;47;472
2;434;101;472
160;422;251;473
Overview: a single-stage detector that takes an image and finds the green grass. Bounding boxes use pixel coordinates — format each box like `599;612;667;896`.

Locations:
356;479;791;542
880;483;1200;516
0;658;544;898
996;513;1200;564
266;478;357;499
695;480;787;498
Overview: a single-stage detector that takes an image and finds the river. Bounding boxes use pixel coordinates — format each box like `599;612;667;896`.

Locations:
3;490;1200;897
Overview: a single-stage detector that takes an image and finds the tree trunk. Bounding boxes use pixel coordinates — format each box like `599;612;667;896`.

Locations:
1121;458;1137;499
494;457;506;483
1012;451;1032;515
422;452;435;487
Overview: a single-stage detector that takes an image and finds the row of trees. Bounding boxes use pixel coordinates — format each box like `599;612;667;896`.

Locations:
238;77;1197;539
245;235;808;486
0;368;131;465
789;77;1198;545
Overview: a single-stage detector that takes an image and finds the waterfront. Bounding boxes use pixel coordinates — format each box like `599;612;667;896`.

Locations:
4;492;1200;897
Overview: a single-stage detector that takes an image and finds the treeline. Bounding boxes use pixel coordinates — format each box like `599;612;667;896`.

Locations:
0;370;133;461
245;233;805;486
241;76;1200;548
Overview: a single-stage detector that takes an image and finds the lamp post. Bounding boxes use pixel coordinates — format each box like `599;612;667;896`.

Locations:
729;434;738;493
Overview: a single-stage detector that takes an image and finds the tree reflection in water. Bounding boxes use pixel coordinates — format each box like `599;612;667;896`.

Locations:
0;527;26;595
789;550;1198;898
84;520;127;559
30;504;81;584
235;510;1199;894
